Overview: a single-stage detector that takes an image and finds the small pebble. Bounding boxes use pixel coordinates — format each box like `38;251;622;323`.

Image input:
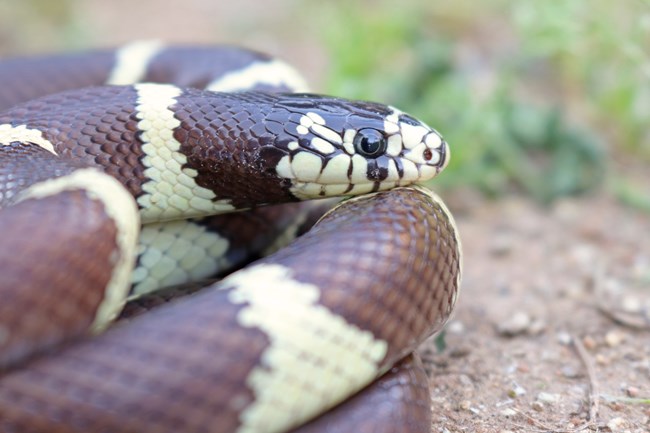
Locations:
596;354;610;366
556;331;572;346
608;401;625;411
626;386;640;398
497;312;532;336
622;295;642;313
459;400;471;411
507;382;526;398
531;401;544;412
500;408;517;417
582;335;597;350
568;416;585;426
605;330;625;347
537;392;560;403
446;320;465;334
606;416;627;432
448;345;471;358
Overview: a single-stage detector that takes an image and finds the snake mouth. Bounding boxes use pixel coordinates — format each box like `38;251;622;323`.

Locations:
289;180;399;199
287;153;447;199
438;139;450;171
278;140;449;200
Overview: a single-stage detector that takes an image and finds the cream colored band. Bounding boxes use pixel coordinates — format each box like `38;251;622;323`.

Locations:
106;40;164;85
225;264;387;433
206;59;310;93
133;83;235;222
0;124;57;155
16;168;140;331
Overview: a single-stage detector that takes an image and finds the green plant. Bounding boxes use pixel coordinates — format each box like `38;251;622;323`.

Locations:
315;0;609;202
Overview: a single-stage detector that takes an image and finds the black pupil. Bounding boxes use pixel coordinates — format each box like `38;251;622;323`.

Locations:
355;129;385;157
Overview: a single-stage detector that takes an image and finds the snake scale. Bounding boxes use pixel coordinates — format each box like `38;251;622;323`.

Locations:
0;41;462;433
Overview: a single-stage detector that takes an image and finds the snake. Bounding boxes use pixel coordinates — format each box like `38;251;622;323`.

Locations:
0;41;462;433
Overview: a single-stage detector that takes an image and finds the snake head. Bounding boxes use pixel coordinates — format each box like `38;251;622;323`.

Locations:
270;94;449;199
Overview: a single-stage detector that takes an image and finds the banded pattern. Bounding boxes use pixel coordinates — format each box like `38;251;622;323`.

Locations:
134;83;237;221
0;41;304;112
292;355;432;433
132;220;231;296
0;43;462;433
0;186;461;433
15;168;140;331
0;168;139;368
0;124;57;155
106;40;164;85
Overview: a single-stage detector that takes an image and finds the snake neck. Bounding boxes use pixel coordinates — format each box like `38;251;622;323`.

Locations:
0;84;449;222
0;86;302;219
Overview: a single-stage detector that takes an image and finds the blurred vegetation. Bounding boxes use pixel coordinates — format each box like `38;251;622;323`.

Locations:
1;0;648;205
311;0;649;204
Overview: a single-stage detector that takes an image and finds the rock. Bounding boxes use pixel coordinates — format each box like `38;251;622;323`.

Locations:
446;320;465;334
537;392;560;403
605;330;625;347
497;312;532;336
596;354;610;366
622;295;642;313
531;401;544;412
448;345;471;358
507;382;526;398
606;416;627;432
582;335;597;350
556;331;573;345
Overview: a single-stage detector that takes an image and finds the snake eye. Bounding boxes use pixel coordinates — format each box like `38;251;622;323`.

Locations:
353;128;386;158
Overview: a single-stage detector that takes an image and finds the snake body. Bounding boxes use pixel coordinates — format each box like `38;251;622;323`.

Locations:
0;42;461;433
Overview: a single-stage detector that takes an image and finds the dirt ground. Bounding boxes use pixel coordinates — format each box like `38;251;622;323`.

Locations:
419;187;650;432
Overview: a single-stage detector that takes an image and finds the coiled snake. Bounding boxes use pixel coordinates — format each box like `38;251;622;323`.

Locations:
0;41;462;433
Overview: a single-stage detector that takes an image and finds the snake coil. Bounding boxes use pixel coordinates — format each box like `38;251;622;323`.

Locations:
0;41;461;433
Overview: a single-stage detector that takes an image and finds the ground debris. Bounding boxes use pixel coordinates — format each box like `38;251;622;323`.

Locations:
423;192;650;432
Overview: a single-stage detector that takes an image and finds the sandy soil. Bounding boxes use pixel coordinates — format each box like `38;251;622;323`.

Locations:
420;189;650;432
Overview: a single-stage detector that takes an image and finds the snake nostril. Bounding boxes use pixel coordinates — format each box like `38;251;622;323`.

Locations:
423;149;433;161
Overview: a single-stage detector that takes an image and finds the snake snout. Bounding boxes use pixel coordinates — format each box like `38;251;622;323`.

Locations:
424;131;449;170
437;138;451;172
399;126;449;181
